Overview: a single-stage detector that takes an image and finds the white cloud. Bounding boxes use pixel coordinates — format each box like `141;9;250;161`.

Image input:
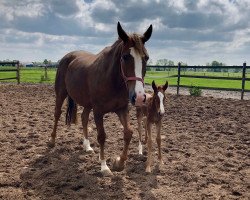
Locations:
0;0;249;65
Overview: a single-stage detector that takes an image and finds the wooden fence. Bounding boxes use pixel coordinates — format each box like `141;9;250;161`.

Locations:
147;62;249;100
0;61;20;84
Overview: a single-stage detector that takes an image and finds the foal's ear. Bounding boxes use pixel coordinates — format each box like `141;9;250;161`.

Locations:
163;81;168;91
117;22;129;43
142;24;153;43
152;80;157;93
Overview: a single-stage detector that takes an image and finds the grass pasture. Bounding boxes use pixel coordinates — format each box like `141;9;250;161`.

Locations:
145;70;250;90
0;67;56;84
0;66;249;90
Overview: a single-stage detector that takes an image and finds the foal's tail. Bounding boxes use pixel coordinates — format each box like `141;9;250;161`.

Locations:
66;96;78;126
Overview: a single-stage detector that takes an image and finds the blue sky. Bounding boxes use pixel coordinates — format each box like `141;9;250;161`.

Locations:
0;0;249;65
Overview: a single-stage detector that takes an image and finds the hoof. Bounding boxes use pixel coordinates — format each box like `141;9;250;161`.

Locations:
85;146;94;154
101;169;113;177
112;157;125;172
47;139;55;148
86;149;95;154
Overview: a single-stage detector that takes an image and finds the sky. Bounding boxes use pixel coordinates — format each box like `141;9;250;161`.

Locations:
0;0;249;65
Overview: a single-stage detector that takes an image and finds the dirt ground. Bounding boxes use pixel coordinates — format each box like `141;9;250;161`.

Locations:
0;84;250;200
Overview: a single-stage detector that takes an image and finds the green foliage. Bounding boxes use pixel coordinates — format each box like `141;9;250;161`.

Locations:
156;59;174;66
189;86;202;96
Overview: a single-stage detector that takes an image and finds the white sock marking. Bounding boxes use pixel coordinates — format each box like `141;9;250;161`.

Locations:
83;138;93;152
100;159;110;172
138;141;143;155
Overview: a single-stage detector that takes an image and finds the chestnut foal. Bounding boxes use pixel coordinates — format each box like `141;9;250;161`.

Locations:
136;80;168;172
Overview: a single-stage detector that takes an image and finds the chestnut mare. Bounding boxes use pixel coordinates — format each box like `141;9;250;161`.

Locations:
136;80;168;172
50;22;153;175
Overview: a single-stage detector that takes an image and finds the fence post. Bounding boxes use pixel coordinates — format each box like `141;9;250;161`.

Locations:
177;62;181;95
45;65;48;80
17;61;20;84
241;62;246;100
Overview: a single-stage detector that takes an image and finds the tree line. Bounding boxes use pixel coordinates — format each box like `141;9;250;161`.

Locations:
149;59;245;73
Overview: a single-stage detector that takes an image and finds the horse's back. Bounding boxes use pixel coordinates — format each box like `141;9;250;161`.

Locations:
55;51;95;96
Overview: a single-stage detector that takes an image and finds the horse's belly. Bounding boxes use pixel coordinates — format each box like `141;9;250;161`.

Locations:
65;68;91;107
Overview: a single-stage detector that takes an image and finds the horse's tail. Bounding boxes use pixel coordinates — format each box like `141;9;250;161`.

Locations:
66;96;78;126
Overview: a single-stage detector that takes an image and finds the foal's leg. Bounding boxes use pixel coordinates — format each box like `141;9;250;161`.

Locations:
81;107;94;152
113;107;133;171
156;120;163;165
146;121;153;173
143;117;148;144
94;112;112;176
136;110;143;155
49;92;67;147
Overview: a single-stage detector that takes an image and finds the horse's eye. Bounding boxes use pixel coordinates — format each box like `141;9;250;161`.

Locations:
144;55;149;61
122;54;130;60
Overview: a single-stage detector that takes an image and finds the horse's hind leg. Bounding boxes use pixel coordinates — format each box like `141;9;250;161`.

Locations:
113;106;133;171
93;112;113;176
81;107;94;153
49;91;67;147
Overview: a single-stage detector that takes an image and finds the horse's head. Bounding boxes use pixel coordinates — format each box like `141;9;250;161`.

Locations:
117;22;153;107
152;80;168;116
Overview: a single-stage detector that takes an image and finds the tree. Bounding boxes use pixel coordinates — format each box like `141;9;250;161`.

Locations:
207;60;226;72
156;59;175;71
43;59;49;65
156;59;175;66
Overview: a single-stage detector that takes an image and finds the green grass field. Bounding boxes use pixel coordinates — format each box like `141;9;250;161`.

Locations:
0;67;249;90
145;70;250;90
0;67;56;84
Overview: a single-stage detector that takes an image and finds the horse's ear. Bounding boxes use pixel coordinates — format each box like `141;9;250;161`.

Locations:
152;80;157;93
117;22;129;43
163;81;168;91
142;24;153;43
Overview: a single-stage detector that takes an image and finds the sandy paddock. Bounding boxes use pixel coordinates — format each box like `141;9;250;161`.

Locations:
0;84;250;199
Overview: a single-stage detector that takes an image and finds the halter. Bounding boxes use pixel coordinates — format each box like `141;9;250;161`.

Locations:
120;49;144;87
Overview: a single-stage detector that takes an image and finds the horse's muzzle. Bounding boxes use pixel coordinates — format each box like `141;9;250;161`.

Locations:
129;91;146;106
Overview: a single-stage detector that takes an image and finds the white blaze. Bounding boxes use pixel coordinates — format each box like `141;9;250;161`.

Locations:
158;92;165;114
130;48;144;95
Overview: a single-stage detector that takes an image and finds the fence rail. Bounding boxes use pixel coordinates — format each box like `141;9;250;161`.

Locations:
0;61;20;84
147;62;249;100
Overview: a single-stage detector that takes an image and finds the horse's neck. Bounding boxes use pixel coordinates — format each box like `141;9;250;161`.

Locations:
94;41;124;86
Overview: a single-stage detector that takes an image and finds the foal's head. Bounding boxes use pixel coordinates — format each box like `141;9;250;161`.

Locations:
117;22;153;106
151;80;168;116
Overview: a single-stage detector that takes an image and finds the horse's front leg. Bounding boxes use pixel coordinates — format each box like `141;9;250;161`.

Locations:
146;121;153;173
136;109;143;155
113;106;133;171
93;112;113;176
156;120;163;165
143;117;148;144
